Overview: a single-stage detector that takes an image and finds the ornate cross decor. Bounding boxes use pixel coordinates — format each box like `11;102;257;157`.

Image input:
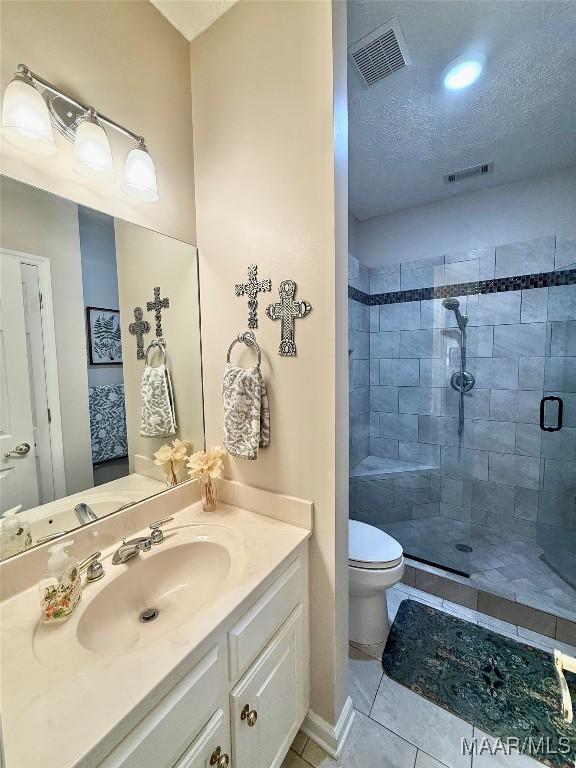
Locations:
266;280;312;357
235;264;271;329
128;307;151;360
147;286;169;338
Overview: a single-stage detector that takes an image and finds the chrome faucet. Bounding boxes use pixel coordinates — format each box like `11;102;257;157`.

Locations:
74;503;98;525
111;518;174;565
112;536;152;565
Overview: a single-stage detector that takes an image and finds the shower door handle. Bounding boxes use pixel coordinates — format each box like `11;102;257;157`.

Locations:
540;396;563;432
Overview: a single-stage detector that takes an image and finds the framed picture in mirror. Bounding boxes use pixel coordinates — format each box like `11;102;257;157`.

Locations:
86;306;123;365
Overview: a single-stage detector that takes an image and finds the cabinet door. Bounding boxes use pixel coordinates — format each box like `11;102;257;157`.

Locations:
230;605;306;768
174;709;231;768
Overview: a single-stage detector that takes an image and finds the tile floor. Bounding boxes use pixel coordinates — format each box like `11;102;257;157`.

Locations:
282;582;576;768
384;517;576;620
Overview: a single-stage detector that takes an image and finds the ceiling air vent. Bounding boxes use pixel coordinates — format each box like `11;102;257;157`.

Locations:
348;19;410;87
444;162;494;184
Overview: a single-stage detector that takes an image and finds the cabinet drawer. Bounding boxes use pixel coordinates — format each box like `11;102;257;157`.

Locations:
228;556;303;680
174;709;231;768
230;604;307;768
98;645;224;768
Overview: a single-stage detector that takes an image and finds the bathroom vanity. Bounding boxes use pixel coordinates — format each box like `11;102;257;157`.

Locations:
0;487;311;768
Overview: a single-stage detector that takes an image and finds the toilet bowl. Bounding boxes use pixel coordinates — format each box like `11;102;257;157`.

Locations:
349;519;404;646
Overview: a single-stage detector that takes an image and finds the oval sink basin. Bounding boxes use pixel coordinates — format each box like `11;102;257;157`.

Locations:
78;541;232;654
34;524;245;663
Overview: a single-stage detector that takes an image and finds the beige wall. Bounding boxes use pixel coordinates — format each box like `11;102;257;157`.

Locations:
190;0;348;726
1;0;196;244
0;176;93;494
114;221;204;469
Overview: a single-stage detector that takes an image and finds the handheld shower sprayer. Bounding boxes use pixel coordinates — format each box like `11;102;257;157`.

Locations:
442;297;468;333
442;297;474;436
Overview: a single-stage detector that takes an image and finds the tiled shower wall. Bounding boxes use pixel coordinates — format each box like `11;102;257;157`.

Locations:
349;255;371;469
349;236;576;548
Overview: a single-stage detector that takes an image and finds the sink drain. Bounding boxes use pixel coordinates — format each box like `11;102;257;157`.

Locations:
455;543;473;553
139;608;160;623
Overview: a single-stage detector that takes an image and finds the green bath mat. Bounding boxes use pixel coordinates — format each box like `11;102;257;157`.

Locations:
383;600;576;768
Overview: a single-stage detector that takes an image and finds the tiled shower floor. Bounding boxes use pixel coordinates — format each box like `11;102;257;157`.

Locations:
384;516;576;620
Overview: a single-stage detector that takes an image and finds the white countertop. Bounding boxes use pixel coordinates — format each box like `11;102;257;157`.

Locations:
0;500;310;768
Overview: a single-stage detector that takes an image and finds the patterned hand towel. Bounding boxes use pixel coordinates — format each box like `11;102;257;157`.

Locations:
140;362;177;437
223;364;270;460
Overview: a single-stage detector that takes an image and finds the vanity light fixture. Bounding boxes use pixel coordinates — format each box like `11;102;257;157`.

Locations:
73;108;115;181
122;140;159;203
443;53;486;91
1;67;56;156
1;65;159;202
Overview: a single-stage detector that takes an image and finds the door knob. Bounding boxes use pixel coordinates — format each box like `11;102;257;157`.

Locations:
240;704;258;727
4;442;31;458
210;746;230;767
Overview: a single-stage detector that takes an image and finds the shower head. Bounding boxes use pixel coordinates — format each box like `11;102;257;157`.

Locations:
442;297;467;331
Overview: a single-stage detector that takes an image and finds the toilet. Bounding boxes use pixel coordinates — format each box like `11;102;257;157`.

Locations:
349;519;404;646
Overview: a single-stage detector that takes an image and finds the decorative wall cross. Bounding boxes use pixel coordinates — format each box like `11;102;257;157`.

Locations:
128;307;151;360
266;280;312;357
147;286;169;338
235;264;271;329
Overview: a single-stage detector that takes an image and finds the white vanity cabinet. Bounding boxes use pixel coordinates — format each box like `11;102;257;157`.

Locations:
173;709;231;768
230;605;306;768
96;545;309;768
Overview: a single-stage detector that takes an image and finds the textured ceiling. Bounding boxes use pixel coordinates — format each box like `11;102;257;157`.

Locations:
149;0;239;41
348;0;576;221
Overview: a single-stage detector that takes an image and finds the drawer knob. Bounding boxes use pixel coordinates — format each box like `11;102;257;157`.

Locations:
240;704;258;727
210;746;230;767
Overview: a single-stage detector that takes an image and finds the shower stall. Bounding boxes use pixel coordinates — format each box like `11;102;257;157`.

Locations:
349;236;576;622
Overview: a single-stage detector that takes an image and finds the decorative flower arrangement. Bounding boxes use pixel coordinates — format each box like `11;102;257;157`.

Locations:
187;446;226;511
153;439;192;486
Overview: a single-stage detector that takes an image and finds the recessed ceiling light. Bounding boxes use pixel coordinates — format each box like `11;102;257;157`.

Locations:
443;53;486;90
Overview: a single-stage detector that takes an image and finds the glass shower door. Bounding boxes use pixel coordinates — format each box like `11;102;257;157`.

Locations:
535;265;576;620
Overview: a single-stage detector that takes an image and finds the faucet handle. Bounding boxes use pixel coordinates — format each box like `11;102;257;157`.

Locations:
78;552;104;582
149;517;174;544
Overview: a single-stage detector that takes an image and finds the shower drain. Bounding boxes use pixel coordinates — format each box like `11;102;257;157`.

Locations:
455;544;473;553
139;608;160;623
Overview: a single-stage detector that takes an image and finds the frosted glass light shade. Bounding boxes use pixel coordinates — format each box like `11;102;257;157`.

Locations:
1;77;56;156
122;146;159;202
73;116;114;181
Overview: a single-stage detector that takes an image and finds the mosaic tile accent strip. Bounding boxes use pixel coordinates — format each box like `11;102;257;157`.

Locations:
348;268;576;306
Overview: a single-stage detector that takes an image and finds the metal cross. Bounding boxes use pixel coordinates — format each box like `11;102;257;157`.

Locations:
128;307;151;360
266;280;312;357
147;286;169;338
235;264;271;329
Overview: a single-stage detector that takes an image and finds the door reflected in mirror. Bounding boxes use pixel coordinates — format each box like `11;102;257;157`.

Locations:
0;175;204;560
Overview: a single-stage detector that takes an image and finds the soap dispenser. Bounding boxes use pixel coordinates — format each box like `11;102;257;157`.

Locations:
0;505;32;558
39;540;82;623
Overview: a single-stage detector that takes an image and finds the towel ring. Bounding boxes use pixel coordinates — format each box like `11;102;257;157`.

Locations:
227;331;262;366
145;338;166;366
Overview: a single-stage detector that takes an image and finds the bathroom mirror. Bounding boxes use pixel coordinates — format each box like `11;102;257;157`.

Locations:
0;175;204;560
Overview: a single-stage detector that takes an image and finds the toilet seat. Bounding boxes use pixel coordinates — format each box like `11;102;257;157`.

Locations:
349;519;403;570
